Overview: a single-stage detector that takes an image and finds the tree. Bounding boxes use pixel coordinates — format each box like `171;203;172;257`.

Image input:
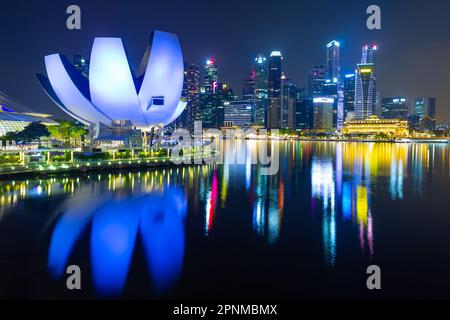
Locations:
21;122;50;147
48;120;87;146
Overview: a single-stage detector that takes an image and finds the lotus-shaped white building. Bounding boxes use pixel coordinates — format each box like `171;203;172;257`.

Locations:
38;31;186;131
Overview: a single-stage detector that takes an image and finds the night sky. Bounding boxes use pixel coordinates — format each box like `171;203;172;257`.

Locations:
1;0;449;121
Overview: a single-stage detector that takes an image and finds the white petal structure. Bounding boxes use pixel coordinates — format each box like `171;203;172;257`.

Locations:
89;38;146;126
138;31;186;127
38;30;186;130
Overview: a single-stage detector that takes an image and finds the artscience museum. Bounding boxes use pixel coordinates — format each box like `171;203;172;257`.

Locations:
38;30;186;132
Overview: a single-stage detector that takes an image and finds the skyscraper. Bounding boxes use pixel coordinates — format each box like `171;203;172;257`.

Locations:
179;63;201;130
296;92;314;130
413;97;437;130
200;58;221;128
322;81;339;130
253;54;269;126
242;72;255;101
326;40;340;82
308;65;326;97
359;44;379;116
355;64;376;120
281;75;297;129
214;83;234;128
204;58;218;93
267;51;282;128
381;97;408;119
413;97;436;119
343;73;356;121
362;44;378;64
313;97;335;132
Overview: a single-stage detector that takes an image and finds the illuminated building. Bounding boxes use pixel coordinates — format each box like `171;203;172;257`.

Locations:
204;58;218;93
355;63;376;120
214;83;234;128
267;51;282;128
242;72;255;101
381;96;408;120
242;73;256;123
281;76;297;129
362;44;377;64
295;97;314;130
253;54;269;126
178;63;201;130
413;97;436;119
223;100;253;127
343;73;355;120
413;97;437;130
38;30;186;131
313;97;334;132
94;120;143;148
342;116;408;136
326;40;340;82
322;81;344;131
308;65;326;97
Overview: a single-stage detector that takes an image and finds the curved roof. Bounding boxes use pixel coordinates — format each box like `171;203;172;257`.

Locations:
0;111;58;125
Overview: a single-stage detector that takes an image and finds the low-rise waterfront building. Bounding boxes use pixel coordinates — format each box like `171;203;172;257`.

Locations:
342;116;408;136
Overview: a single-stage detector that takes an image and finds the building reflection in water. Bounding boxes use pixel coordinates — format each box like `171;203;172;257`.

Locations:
47;187;187;297
0;141;448;272
311;158;336;266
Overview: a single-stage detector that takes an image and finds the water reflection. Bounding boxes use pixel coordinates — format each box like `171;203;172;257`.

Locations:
0;141;448;288
48;187;187;296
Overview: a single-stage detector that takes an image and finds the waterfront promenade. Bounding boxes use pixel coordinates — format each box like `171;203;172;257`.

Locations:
0;146;213;178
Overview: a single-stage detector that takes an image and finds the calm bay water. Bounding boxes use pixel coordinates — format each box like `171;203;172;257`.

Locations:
0;141;449;299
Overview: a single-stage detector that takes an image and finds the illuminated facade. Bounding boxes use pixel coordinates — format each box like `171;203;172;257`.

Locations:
223;100;253;127
342;116;408;136
355;64;376;120
308;65;326;97
313;97;334;132
253;54;269;126
38;30;186;131
178;63;201;130
326;40;340;82
343;73;355;120
382;97;408;120
268;51;282;129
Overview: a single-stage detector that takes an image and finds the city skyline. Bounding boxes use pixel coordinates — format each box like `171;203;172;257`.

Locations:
1;0;450;122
